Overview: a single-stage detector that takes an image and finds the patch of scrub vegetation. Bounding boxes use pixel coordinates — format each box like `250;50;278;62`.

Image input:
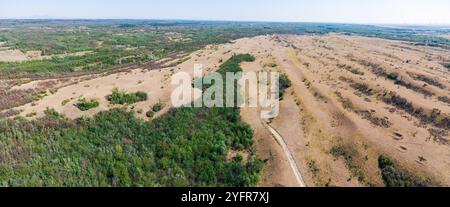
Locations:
335;91;354;111
145;101;166;118
407;72;446;89
145;110;155;118
358;60;434;97
152;101;166;112
337;63;365;75
107;88;148;105
350;82;374;96
428;128;449;145
76;98;100;111
43;107;65;119
438;96;450;105
388;74;435;98
61;99;70;106
378;155;429;187
380;91;449;130
278;74;292;99
0;54;262;187
357;110;391;128
394;79;435;97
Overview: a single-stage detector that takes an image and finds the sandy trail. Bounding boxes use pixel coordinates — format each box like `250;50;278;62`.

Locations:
262;121;306;187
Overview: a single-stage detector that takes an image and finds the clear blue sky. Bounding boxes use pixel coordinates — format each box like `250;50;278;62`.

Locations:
1;0;449;25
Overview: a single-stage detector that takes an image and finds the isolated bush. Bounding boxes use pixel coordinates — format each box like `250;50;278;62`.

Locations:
387;72;400;81
44;107;64;119
351;83;373;96
107;88;148;105
146;110;155;118
152;101;166;112
278;74;292;99
76;98;100;111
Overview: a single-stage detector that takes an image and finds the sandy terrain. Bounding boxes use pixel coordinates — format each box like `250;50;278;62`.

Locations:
2;34;450;186
0;48;93;62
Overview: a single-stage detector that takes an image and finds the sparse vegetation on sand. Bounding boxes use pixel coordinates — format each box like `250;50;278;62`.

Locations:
335;91;354;111
330;143;370;185
408;73;446;89
438;96;450;105
358;60;434;97
107;88;148;105
337;63;365;75
357;110;392;128
350;82;374;96
380;91;449;129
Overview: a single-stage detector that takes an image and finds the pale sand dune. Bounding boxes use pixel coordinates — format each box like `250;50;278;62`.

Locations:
0;49;93;62
0;49;29;62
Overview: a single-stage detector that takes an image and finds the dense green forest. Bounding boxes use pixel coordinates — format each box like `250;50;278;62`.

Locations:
0;54;262;187
0;20;449;78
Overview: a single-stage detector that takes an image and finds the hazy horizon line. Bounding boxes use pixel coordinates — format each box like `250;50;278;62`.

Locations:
1;17;450;27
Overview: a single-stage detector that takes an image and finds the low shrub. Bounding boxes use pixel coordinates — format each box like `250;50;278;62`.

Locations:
279;74;292;99
152;101;166;112
76;98;100;111
146;110;155;118
351;83;373;96
107;88;148;105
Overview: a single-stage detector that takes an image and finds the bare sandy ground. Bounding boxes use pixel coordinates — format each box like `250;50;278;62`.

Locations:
4;34;450;186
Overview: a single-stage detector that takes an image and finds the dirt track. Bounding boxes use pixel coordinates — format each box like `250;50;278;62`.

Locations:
263;121;306;187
